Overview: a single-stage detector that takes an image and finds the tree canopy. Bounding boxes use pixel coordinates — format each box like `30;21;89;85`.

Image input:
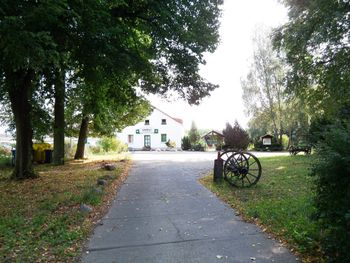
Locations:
274;0;350;118
0;0;223;178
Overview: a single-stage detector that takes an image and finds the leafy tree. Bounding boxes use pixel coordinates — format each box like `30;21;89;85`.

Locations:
0;2;61;178
65;79;151;159
311;121;350;262
0;0;223;179
223;121;250;150
0;84;54;142
110;0;223;105
274;0;350;119
188;121;201;146
247;109;270;143
241;28;286;143
275;1;350;260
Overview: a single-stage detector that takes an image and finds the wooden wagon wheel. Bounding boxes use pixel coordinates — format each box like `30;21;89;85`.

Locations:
223;151;262;187
219;150;236;164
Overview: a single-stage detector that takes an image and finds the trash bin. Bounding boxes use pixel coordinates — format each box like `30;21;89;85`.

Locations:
33;149;45;163
44;149;53;163
11;149;16;167
33;143;52;164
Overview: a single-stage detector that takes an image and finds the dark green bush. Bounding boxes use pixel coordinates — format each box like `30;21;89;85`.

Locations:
311;121;350;262
253;140;282;151
269;142;283;151
181;136;191;150
193;142;206;151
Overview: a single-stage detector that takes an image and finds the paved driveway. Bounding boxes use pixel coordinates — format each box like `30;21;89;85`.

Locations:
82;151;296;263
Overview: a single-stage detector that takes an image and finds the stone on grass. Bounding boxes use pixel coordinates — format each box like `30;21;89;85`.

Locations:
97;179;108;186
104;164;116;171
80;203;93;213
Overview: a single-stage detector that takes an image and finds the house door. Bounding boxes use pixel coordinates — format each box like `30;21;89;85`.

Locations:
144;135;151;147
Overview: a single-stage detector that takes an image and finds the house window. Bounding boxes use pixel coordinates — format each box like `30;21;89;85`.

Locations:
161;134;167;143
145;120;150;125
136;129;140;134
161;119;167;125
154;129;158;134
128;135;134;143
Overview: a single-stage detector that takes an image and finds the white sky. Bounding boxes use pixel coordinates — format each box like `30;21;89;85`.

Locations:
148;0;288;131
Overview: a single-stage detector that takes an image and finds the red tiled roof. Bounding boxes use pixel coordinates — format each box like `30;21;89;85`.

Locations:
153;107;184;125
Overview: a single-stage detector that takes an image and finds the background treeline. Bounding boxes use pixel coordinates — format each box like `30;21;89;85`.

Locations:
245;1;350;262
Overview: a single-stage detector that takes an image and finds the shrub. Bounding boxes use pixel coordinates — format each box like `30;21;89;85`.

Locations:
253;139;283;151
166;140;176;148
253;140;264;150
222;121;250;150
89;145;102;154
311;121;350;262
0;145;11;157
64;142;77;159
269;142;283;151
181;136;191;150
98;137;127;153
0;145;11;167
193;141;207;151
281;134;289;150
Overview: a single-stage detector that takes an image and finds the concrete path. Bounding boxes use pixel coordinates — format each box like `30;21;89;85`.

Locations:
82;152;296;263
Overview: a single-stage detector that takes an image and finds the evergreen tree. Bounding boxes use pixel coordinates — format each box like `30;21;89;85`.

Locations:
188;121;201;146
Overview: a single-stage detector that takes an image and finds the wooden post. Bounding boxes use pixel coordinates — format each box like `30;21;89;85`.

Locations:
213;152;223;182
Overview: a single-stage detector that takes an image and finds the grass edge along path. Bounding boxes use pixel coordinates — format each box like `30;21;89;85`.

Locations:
0;156;132;262
199;155;322;263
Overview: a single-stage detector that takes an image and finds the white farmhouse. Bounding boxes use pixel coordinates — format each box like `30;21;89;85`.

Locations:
117;107;184;150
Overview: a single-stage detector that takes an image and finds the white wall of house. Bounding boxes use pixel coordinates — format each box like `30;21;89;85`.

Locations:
117;108;184;150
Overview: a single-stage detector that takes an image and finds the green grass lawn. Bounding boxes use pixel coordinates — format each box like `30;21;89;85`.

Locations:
200;155;321;262
0;157;130;262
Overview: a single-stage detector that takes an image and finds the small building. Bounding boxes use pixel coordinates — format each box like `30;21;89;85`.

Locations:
261;134;273;145
202;130;225;150
117;107;184;150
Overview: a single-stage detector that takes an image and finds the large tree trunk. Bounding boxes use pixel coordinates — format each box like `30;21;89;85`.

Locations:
7;70;37;179
53;69;65;165
74;116;89;159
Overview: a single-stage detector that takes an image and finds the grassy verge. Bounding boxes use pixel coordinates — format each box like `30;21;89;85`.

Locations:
200;155;321;262
0;155;131;262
